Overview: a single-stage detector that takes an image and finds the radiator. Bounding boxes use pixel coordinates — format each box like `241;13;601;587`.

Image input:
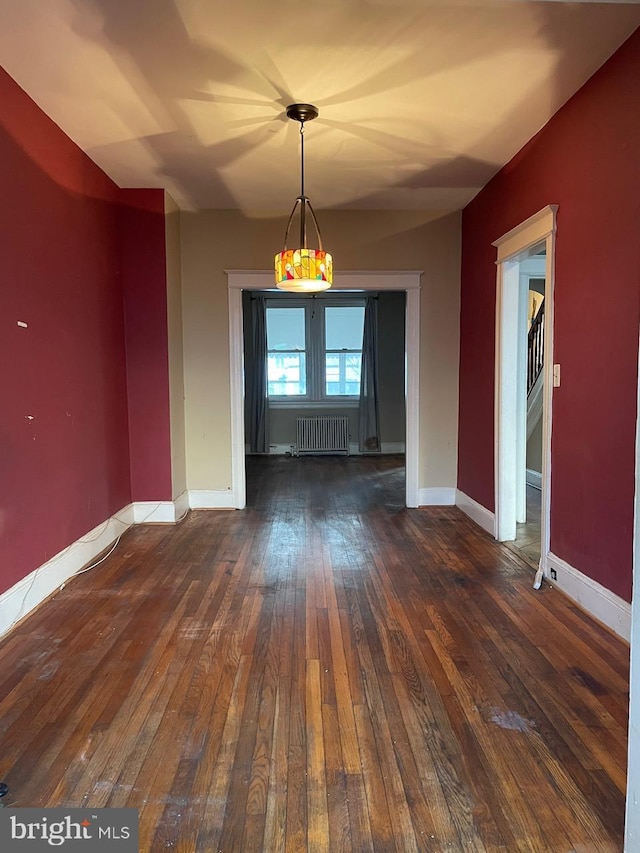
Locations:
296;416;349;455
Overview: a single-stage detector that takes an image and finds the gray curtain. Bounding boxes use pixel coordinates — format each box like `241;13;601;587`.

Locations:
358;295;381;453
249;295;269;453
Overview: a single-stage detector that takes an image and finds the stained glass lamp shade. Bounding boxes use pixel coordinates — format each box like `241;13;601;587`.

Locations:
275;246;332;293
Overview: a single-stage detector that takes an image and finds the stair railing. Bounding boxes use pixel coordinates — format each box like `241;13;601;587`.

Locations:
527;300;544;395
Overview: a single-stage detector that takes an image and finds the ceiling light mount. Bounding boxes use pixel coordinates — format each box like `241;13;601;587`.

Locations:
275;103;332;293
285;103;319;124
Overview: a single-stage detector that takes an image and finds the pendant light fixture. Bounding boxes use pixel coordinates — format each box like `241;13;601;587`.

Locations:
275;103;332;292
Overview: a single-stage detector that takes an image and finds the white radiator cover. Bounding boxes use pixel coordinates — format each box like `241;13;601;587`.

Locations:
296;416;350;454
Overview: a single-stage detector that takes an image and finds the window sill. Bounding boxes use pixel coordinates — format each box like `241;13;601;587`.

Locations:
268;399;359;410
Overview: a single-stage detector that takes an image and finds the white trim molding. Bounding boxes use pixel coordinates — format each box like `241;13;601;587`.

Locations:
455;490;496;537
225;270;424;290
526;469;542;490
418;488;456;506
259;444;296;456
546;552;631;642
0;505;135;638
174;490;190;520
625;326;640;846
380;442;405;454
227;270;422;509
493;206;558;263
133;500;180;524
251;442;407;457
493;205;557;552
188;489;237;510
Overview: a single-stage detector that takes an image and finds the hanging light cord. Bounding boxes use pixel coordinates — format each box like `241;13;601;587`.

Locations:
280;109;325;253
300;121;305;198
299;121;307;246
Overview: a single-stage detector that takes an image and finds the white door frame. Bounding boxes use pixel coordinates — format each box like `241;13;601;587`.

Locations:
227;270;422;509
493;206;557;562
516;256;547;522
625;330;640;847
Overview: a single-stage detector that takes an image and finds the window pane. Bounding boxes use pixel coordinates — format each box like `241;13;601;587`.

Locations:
345;354;361;383
267;307;306;351
326;353;361;396
325;306;365;350
268;353;306;396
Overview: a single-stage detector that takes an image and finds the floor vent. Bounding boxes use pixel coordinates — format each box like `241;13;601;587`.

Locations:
296;416;349;455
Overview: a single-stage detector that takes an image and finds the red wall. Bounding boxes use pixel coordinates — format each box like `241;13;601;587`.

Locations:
120;189;173;502
458;29;640;601
0;69;131;594
0;70;173;597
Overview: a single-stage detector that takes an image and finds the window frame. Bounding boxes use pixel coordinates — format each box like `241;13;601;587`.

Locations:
266;299;310;400
322;302;366;399
266;296;365;407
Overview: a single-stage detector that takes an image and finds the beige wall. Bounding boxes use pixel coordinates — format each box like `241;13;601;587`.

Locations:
180;209;461;492
165;192;187;499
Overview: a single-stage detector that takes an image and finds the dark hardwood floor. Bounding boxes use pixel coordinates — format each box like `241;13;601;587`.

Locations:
511;485;542;568
0;455;629;851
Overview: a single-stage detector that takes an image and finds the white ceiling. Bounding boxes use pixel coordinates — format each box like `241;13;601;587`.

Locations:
2;0;639;213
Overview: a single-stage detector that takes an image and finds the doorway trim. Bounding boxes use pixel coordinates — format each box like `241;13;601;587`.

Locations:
625;327;640;845
493;206;557;564
227;270;422;509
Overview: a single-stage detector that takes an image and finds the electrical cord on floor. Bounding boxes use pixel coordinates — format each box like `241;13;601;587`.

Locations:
64;535;122;579
7;511;132;634
5;501;190;635
0;500;191;804
533;559;544;589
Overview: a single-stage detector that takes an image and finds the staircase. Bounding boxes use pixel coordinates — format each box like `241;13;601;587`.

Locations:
527;299;544;395
527;300;544;438
526;299;544;491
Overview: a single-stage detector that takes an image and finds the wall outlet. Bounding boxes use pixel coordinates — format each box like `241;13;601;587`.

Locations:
549;568;557;581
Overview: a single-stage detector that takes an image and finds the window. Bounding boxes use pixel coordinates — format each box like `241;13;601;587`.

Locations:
266;298;365;401
266;306;307;396
325;306;364;396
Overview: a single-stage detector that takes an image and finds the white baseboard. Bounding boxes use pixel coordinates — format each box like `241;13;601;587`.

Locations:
526;469;542;490
0;504;135;638
259;442;406;456
380;442;405;454
132;492;190;523
188;489;236;509
545;552;631;642
0;493;193;640
455;489;496;537
174;490;189;520
418;487;456;506
132;501;177;523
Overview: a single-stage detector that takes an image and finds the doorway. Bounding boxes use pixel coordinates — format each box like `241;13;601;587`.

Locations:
508;246;546;565
227;271;422;510
493;206;557;576
241;290;407;508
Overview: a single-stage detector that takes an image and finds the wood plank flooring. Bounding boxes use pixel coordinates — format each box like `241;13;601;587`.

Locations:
0;455;629;851
511;486;542;567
